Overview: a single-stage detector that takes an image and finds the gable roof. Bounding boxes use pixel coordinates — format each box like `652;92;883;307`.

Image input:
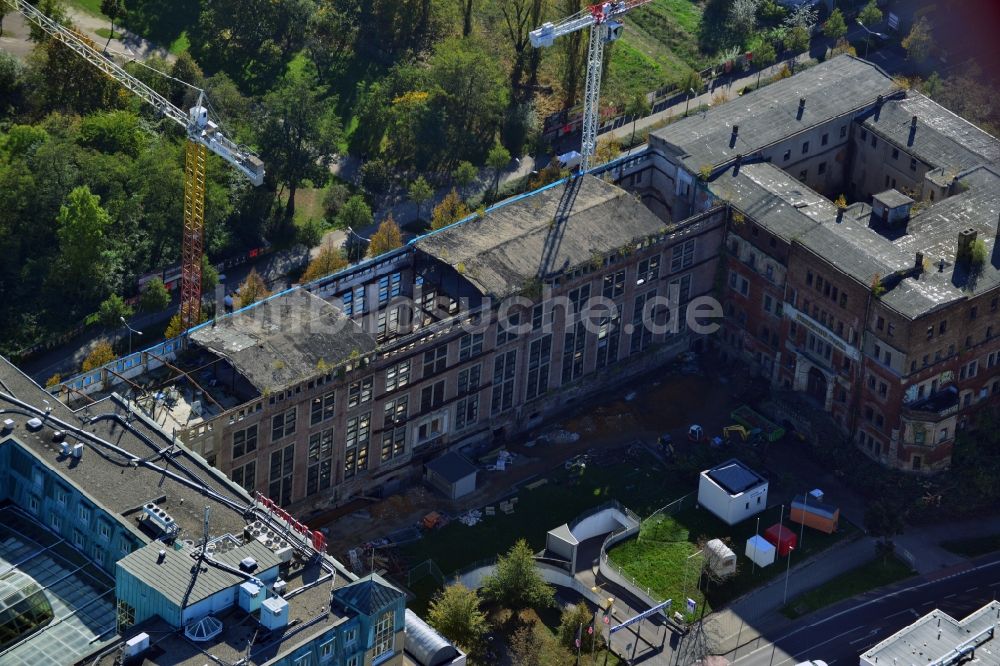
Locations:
414;175;667;299
334;573;403;616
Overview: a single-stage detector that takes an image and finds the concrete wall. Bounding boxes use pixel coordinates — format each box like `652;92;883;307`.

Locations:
569;508;637;543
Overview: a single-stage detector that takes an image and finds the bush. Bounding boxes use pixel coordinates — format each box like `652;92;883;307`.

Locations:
297;217;325;248
360;158;391;194
322;181;350;220
96;294;133;328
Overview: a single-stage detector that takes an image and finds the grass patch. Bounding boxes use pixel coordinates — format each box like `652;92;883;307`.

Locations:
169;31;190;56
941;534;1000;557
781;556;915;619
291;187;327;224
95;27;113;39
400;451;692;577
65;0;107;18
609;503;857;619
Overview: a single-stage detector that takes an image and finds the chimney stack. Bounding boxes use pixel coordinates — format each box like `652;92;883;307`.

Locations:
733;153;743;175
730;125;739;148
915;251;924;273
874;95;884;121
957;228;977;264
908;115;918;146
797;97;806;120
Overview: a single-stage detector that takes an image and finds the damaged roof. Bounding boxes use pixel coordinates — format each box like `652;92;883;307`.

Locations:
189;289;376;393
650;55;897;170
415;175;667;298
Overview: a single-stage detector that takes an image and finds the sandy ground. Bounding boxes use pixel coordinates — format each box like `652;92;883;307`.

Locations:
315;361;749;568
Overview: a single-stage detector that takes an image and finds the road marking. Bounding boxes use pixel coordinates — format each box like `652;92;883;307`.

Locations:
944;593;957;599
966;586;979;593
850;628;881;645
885;609;911;619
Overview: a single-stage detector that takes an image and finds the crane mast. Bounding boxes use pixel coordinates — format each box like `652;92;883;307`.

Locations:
2;0;265;330
531;0;652;171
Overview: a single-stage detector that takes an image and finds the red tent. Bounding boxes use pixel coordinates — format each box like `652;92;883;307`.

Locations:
763;523;798;557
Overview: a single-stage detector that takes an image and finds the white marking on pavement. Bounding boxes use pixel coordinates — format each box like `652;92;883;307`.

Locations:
943;593;957;599
965;587;978;593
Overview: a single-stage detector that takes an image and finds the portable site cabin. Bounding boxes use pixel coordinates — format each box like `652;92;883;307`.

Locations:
697;459;769;526
705;539;737;577
763;523;797;557
789;490;840;534
744;535;775;567
425;452;478;500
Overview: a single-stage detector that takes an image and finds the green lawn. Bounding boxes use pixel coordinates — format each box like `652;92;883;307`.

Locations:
941;534;1000;557
608;502;857;620
401;451;693;578
781;556;915;619
169;31;190;56
65;0;107;18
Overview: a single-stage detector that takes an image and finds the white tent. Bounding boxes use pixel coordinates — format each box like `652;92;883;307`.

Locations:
745;535;775;568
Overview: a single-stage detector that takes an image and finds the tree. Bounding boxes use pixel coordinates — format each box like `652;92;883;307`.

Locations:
864;499;904;547
427;584;487;656
823;8;847;40
729;0;761;43
431;189;471;230
96;294;133;328
452;161;478;189
408;176;433;220
902;17;933;62
140;278;171;312
753;40;777;86
858;0;882;27
236;269;270;308
300;243;348;283
558;603;599;653
322;181;351;221
486;142;511;199
258;63;342;223
26;0;67;43
368;215;403;258
784;3;817;29
336;195;373;231
625;93;652;150
100;0;126;48
480;539;555;610
55;186;112;297
297;217;324;248
201;255;220;294
785;25;811;53
82;339;116;371
679;69;703;96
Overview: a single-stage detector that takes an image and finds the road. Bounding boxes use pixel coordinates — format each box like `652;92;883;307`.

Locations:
732;555;1000;666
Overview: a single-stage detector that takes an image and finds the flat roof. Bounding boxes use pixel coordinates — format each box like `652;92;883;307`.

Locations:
415;175;667;298
650;55;897;170
704;459;766;496
861;601;1000;665
189;288;376;393
425;451;478;484
873;189;915;209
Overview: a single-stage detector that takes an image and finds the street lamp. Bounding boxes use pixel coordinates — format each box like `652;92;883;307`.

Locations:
782;544;795;605
684;88;695;116
856;19;887;60
121;316;142;357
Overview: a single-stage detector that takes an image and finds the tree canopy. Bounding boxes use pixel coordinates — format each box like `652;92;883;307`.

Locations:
426;584;488;656
480;539;555;610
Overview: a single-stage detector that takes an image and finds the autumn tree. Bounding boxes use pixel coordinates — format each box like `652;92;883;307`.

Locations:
301;244;348;283
508;624;543;666
431;189;470;230
480;539;555;611
82;339;115;371
236;269;270;308
408;176;433;220
902;17;933;62
427;584;487;657
368;215;403;258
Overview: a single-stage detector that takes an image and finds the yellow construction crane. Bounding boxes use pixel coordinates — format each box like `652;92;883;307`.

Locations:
3;0;265;330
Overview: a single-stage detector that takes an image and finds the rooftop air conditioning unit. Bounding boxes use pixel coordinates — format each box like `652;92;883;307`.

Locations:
72;443;84;458
26;417;43;431
124;633;150;658
61;441;71;456
2;418;14;433
143;503;176;534
272;579;287;596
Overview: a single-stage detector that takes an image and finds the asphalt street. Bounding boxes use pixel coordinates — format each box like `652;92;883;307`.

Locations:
732;555;1000;666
